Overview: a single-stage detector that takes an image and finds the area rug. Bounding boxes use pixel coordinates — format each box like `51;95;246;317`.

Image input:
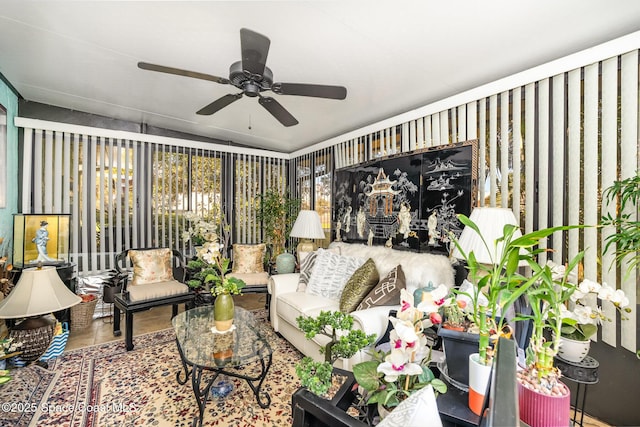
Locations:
30;310;303;427
0;363;60;427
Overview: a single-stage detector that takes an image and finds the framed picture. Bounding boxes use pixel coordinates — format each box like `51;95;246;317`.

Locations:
333;140;478;253
420;140;478;253
0;104;6;208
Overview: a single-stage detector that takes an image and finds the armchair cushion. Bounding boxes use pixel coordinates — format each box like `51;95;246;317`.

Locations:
339;258;379;313
356;264;406;310
127;279;189;302
231;244;266;274
128;248;173;285
227;271;269;286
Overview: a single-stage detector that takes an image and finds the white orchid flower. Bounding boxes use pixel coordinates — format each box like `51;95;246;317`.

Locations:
416;283;449;314
578;279;601;294
597;283;616;301
377;348;423;383
573;305;596;325
389;317;420;346
397;289;422;323
611;289;629;308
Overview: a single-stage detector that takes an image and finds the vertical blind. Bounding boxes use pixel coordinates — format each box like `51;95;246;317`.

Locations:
298;49;639;354
16;121;288;276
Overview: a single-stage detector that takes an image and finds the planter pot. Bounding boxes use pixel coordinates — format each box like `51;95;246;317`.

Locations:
437;325;479;387
518;380;570;427
275;252;296;274
213;294;235;331
557;336;590;363
468;353;492;416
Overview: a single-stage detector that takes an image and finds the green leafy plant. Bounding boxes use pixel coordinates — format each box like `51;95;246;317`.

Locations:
295;311;375;396
186;244;244;296
256;189;300;259
450;215;570;366
601;171;640;277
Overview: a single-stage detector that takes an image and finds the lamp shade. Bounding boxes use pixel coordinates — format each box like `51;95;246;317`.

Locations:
0;266;82;318
451;207;522;264
290;210;325;239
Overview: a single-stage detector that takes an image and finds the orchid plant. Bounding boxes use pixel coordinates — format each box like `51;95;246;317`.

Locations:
353;287;448;409
181;211;221;246
547;263;630;342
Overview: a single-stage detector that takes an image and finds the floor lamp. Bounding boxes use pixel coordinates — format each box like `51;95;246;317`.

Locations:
0;265;81;364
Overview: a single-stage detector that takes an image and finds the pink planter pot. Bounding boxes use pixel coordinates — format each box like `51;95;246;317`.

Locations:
518;381;570;427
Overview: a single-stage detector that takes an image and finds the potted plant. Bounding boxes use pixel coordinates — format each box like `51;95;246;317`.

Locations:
449;212;587;415
601;171;640;277
189;242;245;331
353;288;447;418
295;310;375;397
255;189;300;270
550;271;630;362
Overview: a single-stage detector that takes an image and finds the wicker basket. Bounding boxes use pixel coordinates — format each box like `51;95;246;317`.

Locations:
70;298;98;330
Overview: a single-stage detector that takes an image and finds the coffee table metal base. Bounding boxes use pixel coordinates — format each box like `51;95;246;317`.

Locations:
175;339;273;427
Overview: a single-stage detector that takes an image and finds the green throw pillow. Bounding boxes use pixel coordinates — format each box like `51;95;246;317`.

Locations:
339;258;379;313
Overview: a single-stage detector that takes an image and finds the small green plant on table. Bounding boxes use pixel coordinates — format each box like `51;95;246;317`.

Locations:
295;310;375;396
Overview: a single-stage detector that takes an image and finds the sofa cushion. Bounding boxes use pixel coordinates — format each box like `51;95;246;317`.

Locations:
306;248;366;300
356;264;406;310
232;244;266;274
297;250;318;292
129;248;173;286
328;242;454;293
277;292;339;328
339;258;379;313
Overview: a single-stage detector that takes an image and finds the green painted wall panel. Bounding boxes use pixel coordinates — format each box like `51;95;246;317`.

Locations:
0;80;19;260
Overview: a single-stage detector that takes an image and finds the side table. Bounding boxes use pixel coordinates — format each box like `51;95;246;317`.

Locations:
554;355;599;427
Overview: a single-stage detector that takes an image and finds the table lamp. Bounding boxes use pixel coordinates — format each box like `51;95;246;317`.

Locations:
0;265;81;363
451;207;522;265
289;210;326;264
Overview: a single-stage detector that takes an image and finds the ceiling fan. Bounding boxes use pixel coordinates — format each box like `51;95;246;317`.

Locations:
138;28;347;127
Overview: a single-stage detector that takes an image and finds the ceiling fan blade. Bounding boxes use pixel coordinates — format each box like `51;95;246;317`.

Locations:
196;93;243;115
258;96;298;127
240;28;270;77
272;82;347;100
138;62;230;85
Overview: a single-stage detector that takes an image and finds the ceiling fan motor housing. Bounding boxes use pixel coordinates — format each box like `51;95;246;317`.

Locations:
229;61;273;96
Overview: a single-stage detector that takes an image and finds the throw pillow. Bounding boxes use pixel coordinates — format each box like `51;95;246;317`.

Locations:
129;248;173;286
376;384;442;427
231;244;266;274
339;258;379;312
296;250;318;292
305;248;366;300
355;264;406;310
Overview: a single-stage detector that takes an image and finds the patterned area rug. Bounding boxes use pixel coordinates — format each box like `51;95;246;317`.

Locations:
0;363;60;427
31;310;303;427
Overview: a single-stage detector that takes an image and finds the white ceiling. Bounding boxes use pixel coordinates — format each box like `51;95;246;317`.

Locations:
2;1;640;153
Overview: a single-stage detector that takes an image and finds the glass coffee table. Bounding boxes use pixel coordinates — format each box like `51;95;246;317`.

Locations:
172;305;273;427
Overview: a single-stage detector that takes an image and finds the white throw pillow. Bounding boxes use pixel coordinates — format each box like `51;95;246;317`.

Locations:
305;248;365;300
377;384;442;427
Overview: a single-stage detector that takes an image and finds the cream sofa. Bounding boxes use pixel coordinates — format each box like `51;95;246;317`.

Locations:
268;242;455;370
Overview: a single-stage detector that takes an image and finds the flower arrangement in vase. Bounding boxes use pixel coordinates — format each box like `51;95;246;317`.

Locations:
353;288;448;413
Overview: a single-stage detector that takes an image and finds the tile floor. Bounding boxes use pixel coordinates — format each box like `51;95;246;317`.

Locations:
64;293;609;427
